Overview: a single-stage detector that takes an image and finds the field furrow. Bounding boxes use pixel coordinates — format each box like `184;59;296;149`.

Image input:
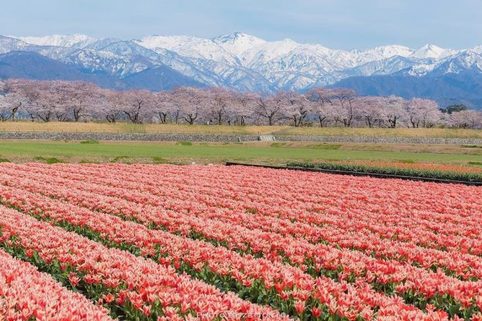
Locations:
0;181;454;320
10;163;482;280
16;163;482;254
0;163;480;321
0;205;291;321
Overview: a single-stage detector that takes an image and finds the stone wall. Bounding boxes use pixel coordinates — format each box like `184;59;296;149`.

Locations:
0;132;258;142
0;131;481;145
276;135;482;145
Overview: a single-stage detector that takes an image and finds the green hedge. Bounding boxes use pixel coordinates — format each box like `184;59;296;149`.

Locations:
287;162;482;183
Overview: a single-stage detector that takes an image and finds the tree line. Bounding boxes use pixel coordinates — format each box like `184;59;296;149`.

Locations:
1;79;481;128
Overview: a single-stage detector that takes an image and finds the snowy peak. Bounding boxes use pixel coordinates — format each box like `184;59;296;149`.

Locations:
212;32;266;55
135;35;236;62
355;45;413;62
212;32;265;45
136;35;199;50
411;44;455;59
0;35;31;54
470;46;482;54
16;34;96;48
448;51;482;72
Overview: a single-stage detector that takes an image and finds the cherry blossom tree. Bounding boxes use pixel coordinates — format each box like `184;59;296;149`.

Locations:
150;91;174;124
0;80;24;121
119;90;154;124
281;91;309;127
307;88;337;127
449;110;482;129
18;81;57;122
230;92;258;126
173;87;208;125
0;81;12;121
332;89;357;127
404;98;441;128
206;88;235;125
64;82;101;122
383;96;407;128
255;93;288;126
1;78;475;128
96;89;124;123
356;96;385;128
48;81;72;121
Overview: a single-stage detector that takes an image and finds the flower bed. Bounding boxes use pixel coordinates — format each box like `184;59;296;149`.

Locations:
0;162;481;320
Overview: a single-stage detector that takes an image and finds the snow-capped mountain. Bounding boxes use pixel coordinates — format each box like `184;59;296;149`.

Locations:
0;36;36;54
16;34;96;49
411;44;457;59
212;32;267;56
1;32;482;106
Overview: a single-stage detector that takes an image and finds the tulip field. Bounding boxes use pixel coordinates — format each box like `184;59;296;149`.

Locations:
0;163;481;321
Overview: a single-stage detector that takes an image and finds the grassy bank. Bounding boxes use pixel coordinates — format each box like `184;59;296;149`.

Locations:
0;140;481;165
1;122;482;138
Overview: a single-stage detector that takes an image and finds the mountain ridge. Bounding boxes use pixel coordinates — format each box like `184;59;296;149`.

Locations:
0;51;204;91
2;33;482;108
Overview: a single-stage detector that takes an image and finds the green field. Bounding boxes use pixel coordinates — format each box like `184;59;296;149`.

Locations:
1;140;481;166
1;123;481;167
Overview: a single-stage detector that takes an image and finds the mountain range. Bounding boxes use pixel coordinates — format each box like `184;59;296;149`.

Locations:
1;33;482;108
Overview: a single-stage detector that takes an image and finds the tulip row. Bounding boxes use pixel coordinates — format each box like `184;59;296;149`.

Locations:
0;182;453;321
14;163;481;280
16;162;482;257
1;163;481;320
60;162;482;226
0;248;113;321
0;205;291;321
0;165;481;318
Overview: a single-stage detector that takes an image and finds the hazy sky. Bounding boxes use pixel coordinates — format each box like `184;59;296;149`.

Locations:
1;0;481;49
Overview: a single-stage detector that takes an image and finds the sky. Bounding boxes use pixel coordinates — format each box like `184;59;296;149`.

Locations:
1;0;481;50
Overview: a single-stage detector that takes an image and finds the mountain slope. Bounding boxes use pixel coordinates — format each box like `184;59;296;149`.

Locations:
0;51;204;90
17;34;96;48
331;68;482;108
123;65;206;90
0;51;114;83
1;33;482;106
0;36;38;54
